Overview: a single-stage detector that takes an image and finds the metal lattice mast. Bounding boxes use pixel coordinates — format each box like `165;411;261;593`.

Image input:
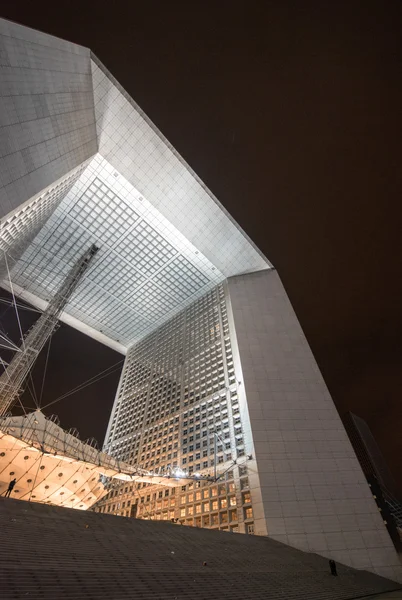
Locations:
0;244;99;415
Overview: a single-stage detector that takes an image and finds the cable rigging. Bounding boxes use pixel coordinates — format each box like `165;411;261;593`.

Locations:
41;359;124;410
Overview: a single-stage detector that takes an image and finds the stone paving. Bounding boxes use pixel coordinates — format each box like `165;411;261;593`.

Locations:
0;497;400;599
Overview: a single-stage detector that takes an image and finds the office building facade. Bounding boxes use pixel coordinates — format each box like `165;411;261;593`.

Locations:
99;283;254;533
0;18;401;581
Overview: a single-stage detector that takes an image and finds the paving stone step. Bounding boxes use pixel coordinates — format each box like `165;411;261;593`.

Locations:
0;497;400;600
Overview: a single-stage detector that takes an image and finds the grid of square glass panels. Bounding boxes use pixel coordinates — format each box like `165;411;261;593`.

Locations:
68;177;140;246
114;220;177;275
34;214;97;265
9;158;225;347
11;247;69;299
9;211;96;311
69;280;151;341
153;255;210;301
128;281;178;320
86;251;145;301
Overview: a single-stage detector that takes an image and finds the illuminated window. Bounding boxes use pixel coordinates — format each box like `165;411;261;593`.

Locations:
245;507;253;520
211;514;219;526
102;284;241;521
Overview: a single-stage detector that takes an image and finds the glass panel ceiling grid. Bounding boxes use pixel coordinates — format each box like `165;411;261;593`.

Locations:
11;247;68;299
114;220;177;275
12;155;226;347
69;178;140;244
153;255;210;301
89;252;146;301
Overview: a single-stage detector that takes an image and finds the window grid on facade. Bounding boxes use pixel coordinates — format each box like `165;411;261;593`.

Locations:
9;156;226;347
97;283;250;533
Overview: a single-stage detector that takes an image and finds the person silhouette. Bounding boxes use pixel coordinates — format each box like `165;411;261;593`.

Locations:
4;478;16;498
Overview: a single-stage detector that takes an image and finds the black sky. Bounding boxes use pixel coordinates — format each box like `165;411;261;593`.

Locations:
1;2;401;494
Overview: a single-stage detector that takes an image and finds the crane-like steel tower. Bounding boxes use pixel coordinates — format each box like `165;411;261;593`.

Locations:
0;244;99;415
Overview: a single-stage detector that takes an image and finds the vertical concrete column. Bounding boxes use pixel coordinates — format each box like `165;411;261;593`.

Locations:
226;269;402;582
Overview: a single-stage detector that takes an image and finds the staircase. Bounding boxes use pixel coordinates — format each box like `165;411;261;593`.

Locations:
0;497;400;600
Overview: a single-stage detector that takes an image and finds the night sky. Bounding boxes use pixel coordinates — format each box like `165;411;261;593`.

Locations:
1;2;401;495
